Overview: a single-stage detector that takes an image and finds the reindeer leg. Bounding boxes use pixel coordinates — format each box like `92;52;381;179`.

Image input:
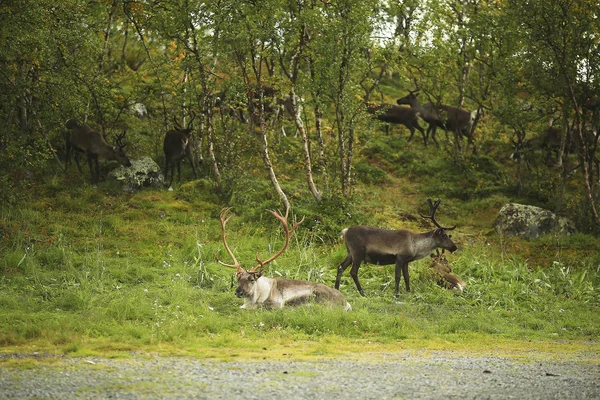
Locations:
407;126;415;142
394;256;410;297
430;124;439;146
86;153;96;184
74;151;83;174
416;122;427;146
349;257;366;297
335;254;352;290
93;155;100;183
65;141;71;172
164;159;170;187
187;150;198;178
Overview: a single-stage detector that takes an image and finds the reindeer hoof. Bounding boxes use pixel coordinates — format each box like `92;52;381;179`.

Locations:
168;186;174;192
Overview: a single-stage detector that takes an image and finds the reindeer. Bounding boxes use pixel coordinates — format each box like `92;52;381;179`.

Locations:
215;208;352;311
365;102;427;144
335;199;458;297
65;118;131;184
429;249;466;292
163;114;198;190
396;91;475;149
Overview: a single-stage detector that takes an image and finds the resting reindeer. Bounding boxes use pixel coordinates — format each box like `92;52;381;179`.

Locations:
335;199;458;297
65;118;131;184
429;249;466;292
215;208;351;311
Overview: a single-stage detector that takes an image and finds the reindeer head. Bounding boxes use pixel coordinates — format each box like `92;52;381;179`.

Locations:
234;270;262;298
420;198;458;253
112;130;132;167
430;249;466;292
215;207;305;297
396;90;420;107
430;249;451;274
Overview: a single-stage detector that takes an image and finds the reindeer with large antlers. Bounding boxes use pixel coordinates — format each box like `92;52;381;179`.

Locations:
216;208;351;311
335;199;458;297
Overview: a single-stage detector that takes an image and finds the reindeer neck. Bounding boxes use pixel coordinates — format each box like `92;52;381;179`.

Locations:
412;230;438;260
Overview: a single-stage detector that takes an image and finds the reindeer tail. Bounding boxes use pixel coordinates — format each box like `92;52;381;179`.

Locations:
340;228;348;241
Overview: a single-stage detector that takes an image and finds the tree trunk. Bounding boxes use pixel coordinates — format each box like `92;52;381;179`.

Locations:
290;87;321;202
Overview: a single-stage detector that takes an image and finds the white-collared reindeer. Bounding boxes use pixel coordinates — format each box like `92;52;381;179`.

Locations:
215;208;351;311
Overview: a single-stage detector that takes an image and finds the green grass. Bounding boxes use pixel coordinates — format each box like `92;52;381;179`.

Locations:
1;130;599;362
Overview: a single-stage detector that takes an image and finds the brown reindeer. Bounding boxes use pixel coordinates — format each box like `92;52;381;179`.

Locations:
396;91;475;149
216;208;351;311
429;249;466;292
335;199;458;297
65;119;131;184
163;115;198;190
365;102;427;144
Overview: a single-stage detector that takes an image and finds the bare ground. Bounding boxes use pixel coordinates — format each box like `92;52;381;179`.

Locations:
1;350;599;399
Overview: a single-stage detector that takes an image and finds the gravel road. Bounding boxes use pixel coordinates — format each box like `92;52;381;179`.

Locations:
1;350;598;399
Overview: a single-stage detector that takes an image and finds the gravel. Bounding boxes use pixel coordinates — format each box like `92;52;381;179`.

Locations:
1;350;598;399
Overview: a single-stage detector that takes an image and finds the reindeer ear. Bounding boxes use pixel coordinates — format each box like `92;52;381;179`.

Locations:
255;272;262;279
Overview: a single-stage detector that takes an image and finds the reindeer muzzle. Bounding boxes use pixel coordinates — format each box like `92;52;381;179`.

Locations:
235;288;244;298
448;244;458;253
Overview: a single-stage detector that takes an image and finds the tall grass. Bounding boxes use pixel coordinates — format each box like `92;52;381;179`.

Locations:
1;181;598;357
1;132;599;357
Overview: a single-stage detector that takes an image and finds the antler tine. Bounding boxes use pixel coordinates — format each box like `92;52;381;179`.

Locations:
113;130;128;149
172;115;182;131
250;208;305;272
419;198;456;231
215;207;243;272
188;110;197;128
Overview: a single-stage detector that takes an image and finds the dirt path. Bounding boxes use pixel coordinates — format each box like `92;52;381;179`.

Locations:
1;351;598;399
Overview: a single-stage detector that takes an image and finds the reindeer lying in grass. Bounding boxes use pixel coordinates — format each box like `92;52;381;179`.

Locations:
429;249;467;292
215;208;351;311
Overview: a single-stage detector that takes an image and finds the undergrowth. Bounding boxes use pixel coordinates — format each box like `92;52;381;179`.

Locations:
1;130;599;358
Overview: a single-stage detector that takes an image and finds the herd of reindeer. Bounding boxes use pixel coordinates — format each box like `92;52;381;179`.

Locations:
64;89;480;187
63;89;480;310
214;199;464;311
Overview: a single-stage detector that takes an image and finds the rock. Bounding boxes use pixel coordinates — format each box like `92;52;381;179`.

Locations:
495;203;576;239
108;156;165;193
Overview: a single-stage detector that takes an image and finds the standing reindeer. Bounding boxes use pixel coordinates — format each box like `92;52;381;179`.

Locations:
65;118;131;184
335;199;458;297
396;91;475;149
216;208;351;311
163;114;198;190
365;102;427;144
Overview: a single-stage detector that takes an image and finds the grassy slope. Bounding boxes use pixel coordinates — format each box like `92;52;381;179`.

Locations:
1;124;599;363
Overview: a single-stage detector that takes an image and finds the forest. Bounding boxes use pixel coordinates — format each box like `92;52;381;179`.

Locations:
0;0;599;356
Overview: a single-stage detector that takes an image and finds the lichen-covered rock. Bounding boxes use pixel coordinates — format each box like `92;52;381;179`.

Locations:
108;156;165;193
495;203;576;239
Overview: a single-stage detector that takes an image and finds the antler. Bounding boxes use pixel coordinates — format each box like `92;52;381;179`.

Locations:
251;208;305;273
172;114;183;131
419;198;456;231
214;207;244;273
114;130;128;149
187;110;196;129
